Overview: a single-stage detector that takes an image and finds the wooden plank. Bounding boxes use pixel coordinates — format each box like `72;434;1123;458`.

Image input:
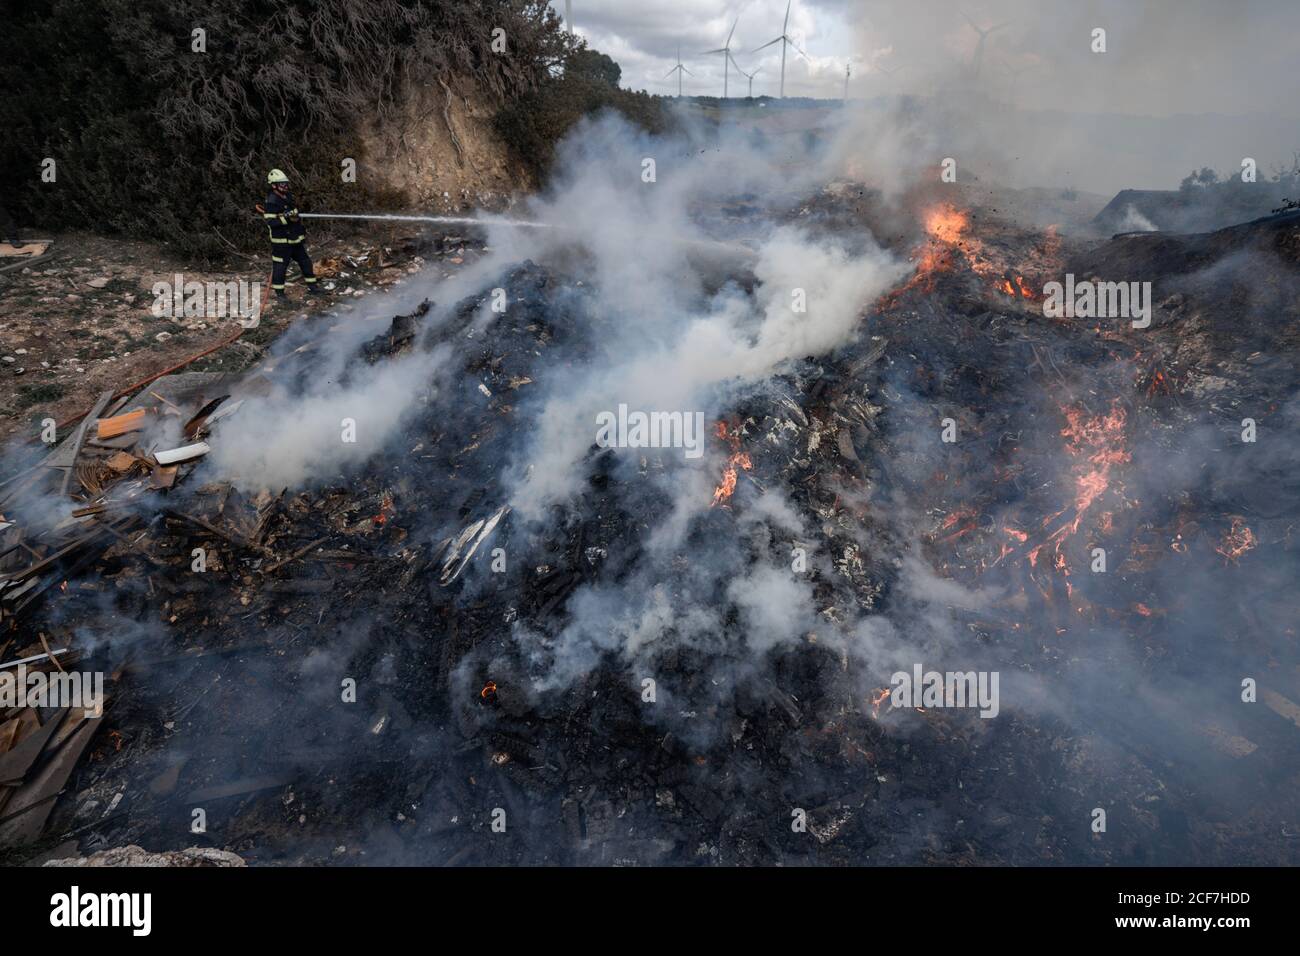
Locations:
44;390;113;471
0;707;66;784
0;716;99;845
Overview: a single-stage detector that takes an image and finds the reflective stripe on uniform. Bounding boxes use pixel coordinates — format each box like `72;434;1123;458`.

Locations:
272;256;285;263
271;283;285;290
270;236;303;243
304;276;317;283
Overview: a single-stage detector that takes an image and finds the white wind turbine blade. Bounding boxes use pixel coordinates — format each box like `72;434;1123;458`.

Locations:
783;0;792;34
751;36;783;53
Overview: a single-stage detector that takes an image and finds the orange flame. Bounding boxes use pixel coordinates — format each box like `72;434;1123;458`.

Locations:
1060;401;1130;519
923;204;969;244
980;403;1132;614
869;687;892;719
711;420;753;507
884;204;1043;303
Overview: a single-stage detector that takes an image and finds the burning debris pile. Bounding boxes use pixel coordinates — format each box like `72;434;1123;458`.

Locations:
3;165;1299;865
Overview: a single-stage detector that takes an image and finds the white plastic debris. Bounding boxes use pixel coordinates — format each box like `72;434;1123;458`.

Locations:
153;441;211;465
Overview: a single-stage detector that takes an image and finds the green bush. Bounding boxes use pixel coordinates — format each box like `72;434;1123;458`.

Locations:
1180;156;1300;219
495;49;675;181
15;383;68;409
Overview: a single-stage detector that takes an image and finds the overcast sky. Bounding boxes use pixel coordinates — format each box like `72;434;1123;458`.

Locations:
553;0;1300;118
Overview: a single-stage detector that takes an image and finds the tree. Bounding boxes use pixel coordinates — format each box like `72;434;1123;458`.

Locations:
566;49;621;87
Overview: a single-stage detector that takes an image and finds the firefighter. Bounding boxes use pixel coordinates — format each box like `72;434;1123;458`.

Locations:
261;169;321;299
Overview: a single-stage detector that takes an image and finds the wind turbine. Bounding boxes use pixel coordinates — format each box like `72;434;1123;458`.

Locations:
736;63;761;98
665;44;693;98
702;17;740;98
999;59;1033;105
843;62;851;101
752;0;807;98
872;62;906;97
963;11;1009;81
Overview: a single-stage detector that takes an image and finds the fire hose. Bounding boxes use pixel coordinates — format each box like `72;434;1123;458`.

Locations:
295;212;551;229
295;212;757;276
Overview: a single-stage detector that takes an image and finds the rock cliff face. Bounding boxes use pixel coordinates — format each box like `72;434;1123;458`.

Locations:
356;77;531;214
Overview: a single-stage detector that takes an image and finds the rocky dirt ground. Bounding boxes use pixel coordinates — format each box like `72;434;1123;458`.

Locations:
0;227;481;447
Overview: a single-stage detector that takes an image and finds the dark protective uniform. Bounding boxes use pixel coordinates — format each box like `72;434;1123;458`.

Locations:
262;189;316;292
0;202;18;242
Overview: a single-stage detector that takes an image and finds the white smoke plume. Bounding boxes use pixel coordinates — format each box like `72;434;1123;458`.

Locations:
503;113;907;519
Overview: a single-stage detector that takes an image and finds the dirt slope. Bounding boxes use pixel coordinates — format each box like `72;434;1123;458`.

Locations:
357;77;530;212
